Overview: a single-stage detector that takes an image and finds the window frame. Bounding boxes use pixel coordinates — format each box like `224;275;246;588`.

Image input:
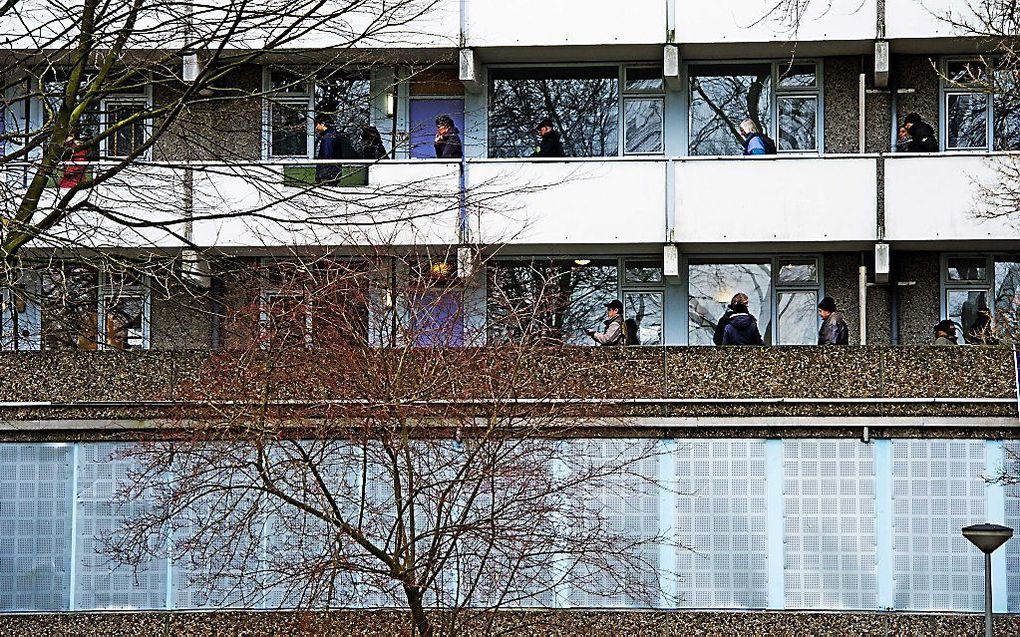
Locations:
683;254;824;346
938;56;1014;152
261;66;374;160
485;254;666;346
940;252;1020;343
685;59;824;156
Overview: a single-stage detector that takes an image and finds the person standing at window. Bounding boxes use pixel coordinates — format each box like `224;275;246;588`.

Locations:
434;114;462;158
361;125;387;160
532;117;565;157
714;293;749;346
314;114;355;183
900;112;938;152
933;319;959;345
586;299;626;346
817;296;849;345
720;293;765;345
739;119;776;156
59;128;88;189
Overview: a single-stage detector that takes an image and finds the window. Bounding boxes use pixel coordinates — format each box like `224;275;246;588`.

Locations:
941;254;1020;343
100;273;148;349
404;258;464;347
623;67;664;154
941;58;1020;151
687;256;821;345
41;69;150;159
265;68;371;158
488;67;620;158
689;61;820;155
487;257;664;346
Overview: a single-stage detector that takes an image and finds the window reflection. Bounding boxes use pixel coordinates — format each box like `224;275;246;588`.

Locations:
488;68;619;158
946;289;988;344
995;261;1020;341
624;292;662;345
689;64;772;156
778;96;817;151
688;262;773;345
947;93;988;149
487;259;618;345
624;97;663;154
777;291;817;345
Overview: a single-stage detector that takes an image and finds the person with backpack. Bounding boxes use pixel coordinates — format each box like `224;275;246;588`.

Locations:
817;296;850;345
586;299;627;346
900;112;938;153
739;118;777;156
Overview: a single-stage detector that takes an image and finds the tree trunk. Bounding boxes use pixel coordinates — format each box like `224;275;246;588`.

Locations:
404;585;434;637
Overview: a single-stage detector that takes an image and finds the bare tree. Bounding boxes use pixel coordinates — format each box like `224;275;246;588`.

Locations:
101;252;668;636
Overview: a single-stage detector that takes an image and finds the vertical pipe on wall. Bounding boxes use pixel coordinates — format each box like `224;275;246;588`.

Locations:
858;73;866;153
859;265;868;345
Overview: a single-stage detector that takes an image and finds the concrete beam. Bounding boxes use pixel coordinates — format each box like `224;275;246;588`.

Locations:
664;45;682;91
874;40;890;88
459;48;482;94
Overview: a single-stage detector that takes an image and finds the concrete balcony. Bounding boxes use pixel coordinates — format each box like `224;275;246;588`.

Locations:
673;156;879;246
464;0;666;48
469;158;667;245
676;0;877;49
884;153;1020;242
0;347;1014;423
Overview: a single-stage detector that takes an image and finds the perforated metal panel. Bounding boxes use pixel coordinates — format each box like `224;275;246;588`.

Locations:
0;444;72;611
675;439;768;609
1004;441;1020;613
892;440;985;611
783;439;876;609
567;439;660;608
73;443;167;610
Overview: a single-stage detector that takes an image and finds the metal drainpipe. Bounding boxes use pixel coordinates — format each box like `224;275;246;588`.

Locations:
859;264;868;346
890;253;900;345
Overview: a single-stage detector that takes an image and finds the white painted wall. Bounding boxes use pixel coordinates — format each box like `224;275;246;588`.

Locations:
465;0;666;47
674;156;878;243
885;0;975;40
470;159;667;245
884;154;1020;241
190;161;461;247
677;0;876;43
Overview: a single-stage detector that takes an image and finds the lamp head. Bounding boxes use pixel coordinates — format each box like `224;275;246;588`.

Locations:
962;523;1014;554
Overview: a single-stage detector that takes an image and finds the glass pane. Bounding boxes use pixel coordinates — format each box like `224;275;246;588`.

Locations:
106;103;146;158
689;65;772;156
946;257;987;282
314;72;371;140
487;259;618;345
625;67;664;92
488;68;619;158
410;291;464;347
40;267;98;350
625;261;663;283
946;289;988;345
778;259;818;284
779;64;817;88
103;292;145;349
993;69;1020;151
947;60;987;85
946;93;988;149
270;69;311;93
624;98;663;154
687;262;773;345
778;96;817;151
624;292;662;345
270;102;309;157
994;260;1020;341
777;291;818;345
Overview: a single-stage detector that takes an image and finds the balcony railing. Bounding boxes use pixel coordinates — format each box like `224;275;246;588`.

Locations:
0;347;1015;421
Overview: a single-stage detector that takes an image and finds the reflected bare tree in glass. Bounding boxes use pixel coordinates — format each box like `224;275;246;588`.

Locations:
488;69;619;158
689;66;771;156
687;262;772;345
487;260;618;345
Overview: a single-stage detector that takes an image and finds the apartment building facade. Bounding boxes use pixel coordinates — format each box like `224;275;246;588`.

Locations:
3;1;1020;633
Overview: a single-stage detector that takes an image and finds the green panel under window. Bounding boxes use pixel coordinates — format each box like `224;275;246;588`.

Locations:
282;165;368;188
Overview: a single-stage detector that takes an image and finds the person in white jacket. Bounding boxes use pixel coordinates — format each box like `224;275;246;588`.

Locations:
586;299;626;346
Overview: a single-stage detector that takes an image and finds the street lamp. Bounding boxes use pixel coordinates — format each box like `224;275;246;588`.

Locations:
962;523;1014;637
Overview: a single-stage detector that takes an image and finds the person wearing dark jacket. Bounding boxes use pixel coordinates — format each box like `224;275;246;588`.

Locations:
817;296;850;345
714;293;749;346
900;112;938;152
361;125;387;159
314;115;355;183
933;319;959;346
532;117;565;157
434;114;462;158
716;293;764;345
967;308;999;345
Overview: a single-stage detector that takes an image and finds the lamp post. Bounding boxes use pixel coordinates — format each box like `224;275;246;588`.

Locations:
962;523;1013;637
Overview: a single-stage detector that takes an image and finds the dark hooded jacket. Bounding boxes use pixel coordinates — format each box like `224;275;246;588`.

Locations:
906;120;938;152
434;126;463;158
533;129;565;157
722;309;765;346
315;127;356;183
